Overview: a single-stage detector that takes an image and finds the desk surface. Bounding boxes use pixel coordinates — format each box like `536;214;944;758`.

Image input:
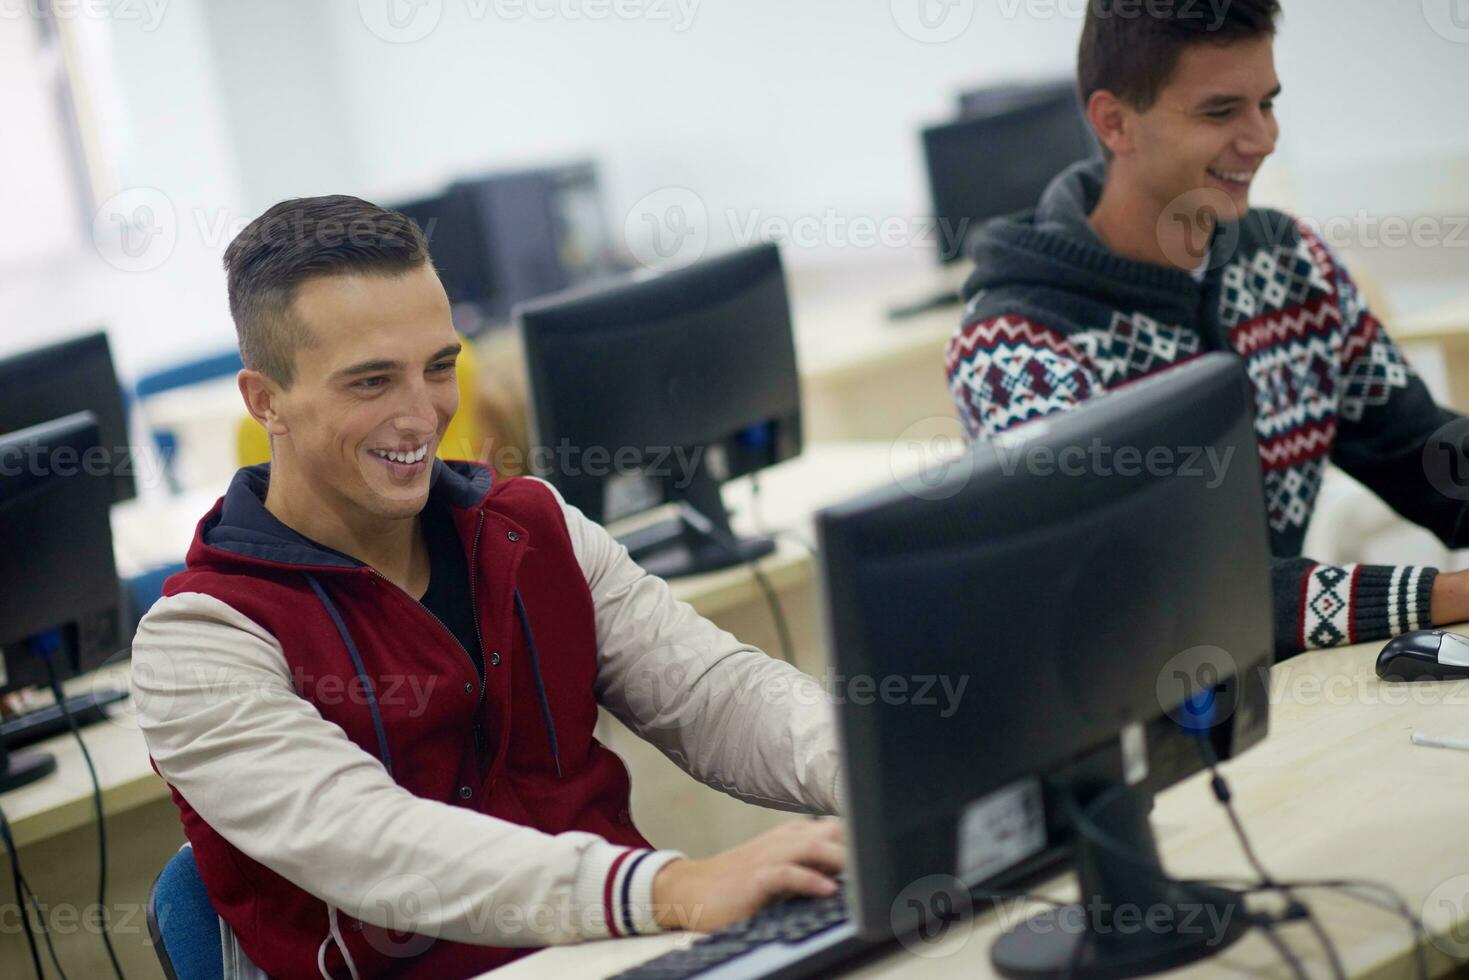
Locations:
488;635;1469;978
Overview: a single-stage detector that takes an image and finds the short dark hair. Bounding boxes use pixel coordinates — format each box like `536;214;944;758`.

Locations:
223;195;431;387
1078;0;1281;113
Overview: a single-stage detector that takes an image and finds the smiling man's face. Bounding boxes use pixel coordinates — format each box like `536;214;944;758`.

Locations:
267;262;461;523
1122;34;1281;221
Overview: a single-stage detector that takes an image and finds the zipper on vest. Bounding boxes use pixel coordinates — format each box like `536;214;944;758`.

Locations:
363;510;490;759
468;512;488;758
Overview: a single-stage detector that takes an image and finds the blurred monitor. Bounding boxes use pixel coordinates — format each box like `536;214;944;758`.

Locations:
924;79;1099;265
0;331;137;503
0;413;127;792
818;353;1272;977
517;243;801;579
396;162;622;329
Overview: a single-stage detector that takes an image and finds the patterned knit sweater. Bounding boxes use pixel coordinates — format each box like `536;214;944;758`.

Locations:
946;160;1467;657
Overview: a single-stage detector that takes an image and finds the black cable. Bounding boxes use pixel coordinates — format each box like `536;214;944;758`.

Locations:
39;654;126;980
1;803;46;979
1191;736;1347;980
748;562;795;665
1062;788;1313;980
21;874;69;980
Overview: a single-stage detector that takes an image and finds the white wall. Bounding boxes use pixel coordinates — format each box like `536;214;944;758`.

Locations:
5;0;1467;378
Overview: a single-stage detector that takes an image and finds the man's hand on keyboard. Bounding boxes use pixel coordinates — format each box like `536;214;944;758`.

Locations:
651;818;846;933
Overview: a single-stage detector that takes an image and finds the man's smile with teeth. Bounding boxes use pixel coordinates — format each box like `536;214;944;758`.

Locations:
1209;168;1256;183
371;445;429;464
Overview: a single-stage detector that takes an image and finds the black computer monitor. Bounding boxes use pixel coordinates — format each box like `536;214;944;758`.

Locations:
816;353;1273;978
517;243;802;579
924;81;1099;265
0;331;137;504
0;413;127;792
395;162;622;329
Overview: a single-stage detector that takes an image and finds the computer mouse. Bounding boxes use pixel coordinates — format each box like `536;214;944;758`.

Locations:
1376;630;1469;681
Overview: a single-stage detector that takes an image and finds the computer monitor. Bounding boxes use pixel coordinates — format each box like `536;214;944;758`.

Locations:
395;162;622;329
0;413;127;792
924;80;1099;265
517;243;802;579
0;331;137;504
816;353;1273;978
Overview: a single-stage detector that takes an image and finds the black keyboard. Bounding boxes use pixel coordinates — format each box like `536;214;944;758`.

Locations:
0;688;130;749
612;891;877;980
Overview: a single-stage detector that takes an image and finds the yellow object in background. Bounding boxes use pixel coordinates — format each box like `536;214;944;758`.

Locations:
235;337;485;467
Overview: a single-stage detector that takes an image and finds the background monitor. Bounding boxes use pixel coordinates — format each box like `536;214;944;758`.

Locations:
395;162;622;330
0;413;127;791
517;242;802;578
816;353;1273;977
0;331;137;504
924;79;1099;265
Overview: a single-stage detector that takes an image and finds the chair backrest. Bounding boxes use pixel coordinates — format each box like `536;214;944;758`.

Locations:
148;844;224;980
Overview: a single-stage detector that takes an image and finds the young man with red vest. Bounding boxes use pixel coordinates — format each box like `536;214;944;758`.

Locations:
946;0;1469;656
132;196;843;979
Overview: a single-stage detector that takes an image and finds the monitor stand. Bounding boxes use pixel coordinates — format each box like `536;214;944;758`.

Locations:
616;467;775;580
0;738;56;794
991;784;1250;980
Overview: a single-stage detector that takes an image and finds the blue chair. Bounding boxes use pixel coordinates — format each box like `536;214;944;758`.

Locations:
133;350;246;494
148;844;265;980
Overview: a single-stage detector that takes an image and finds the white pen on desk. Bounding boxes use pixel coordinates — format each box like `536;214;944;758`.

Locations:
1410;732;1469;752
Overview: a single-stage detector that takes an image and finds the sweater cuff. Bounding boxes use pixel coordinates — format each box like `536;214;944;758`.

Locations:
1299;563;1437;651
573;842;685;940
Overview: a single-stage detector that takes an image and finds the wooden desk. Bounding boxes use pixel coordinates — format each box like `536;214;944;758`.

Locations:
490;635;1469;978
793;264;967;444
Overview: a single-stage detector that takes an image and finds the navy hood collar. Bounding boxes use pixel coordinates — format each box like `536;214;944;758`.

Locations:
202;458;494;568
960;159;1231;323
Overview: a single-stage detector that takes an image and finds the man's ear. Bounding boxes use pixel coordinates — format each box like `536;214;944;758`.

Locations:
1086;89;1133;160
238;369;289;437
